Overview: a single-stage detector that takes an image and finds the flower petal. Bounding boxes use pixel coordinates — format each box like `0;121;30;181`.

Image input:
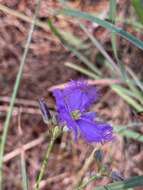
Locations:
52;89;69;122
52;89;65;111
52;89;79;140
77;117;113;143
82;112;96;122
63;80;98;112
52;80;113;144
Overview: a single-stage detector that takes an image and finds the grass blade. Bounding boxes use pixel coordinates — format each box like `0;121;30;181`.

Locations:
47;19;101;76
21;151;28;190
68;47;101;76
61;8;143;50
65;62;99;79
109;0;127;80
109;0;116;22
126;67;143;92
0;0;41;188
112;84;143;111
115;123;143;143
77;175;101;190
95;175;143;190
80;24;120;74
116;127;143;142
132;0;143;24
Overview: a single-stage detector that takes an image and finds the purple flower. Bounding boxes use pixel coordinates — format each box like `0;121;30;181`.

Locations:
52;80;113;143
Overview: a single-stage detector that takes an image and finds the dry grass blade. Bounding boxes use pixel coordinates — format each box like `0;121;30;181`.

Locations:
48;79;122;91
4;134;46;163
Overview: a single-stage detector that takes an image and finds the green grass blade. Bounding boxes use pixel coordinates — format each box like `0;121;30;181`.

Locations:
114;122;143;142
115;123;143;143
95;175;143;190
116;127;143;142
127;83;143;106
47;19;101;76
0;0;41;188
109;0;116;22
34;127;61;190
126;67;143;92
80;24;120;74
109;0;118;61
21;152;28;190
116;17;143;31
112;84;143;111
109;0;127;81
132;0;143;24
111;85;137;98
68;47;102;76
60;31;86;49
77;175;102;190
112;83;143;105
61;8;143;50
65;62;99;79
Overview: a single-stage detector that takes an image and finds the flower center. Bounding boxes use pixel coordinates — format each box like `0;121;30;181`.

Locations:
71;110;81;120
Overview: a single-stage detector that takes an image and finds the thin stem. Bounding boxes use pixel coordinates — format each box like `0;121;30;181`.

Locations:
80;23;120;75
65;62;99;79
77;174;102;190
73;147;98;188
35;127;60;190
0;0;41;189
21;149;28;190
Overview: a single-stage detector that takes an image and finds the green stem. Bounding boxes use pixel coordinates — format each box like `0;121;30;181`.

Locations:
0;0;41;189
77;175;102;190
35;127;60;190
74;148;98;188
21;150;29;190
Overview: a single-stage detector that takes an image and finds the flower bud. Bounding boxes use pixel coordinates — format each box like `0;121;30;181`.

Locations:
39;98;51;124
111;171;124;181
94;149;103;163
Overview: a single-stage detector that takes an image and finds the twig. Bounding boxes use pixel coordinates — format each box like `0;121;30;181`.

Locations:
0;96;39;107
0;105;40;116
48;79;122;91
37;173;68;189
73;147;98;188
4;134;46;163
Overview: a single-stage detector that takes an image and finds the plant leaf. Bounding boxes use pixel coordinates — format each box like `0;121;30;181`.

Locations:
95;175;143;190
132;0;143;24
61;8;143;50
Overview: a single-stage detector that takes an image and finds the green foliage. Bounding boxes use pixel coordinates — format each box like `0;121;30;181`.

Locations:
95;175;143;190
21;154;29;190
132;0;143;24
61;8;143;50
115;125;143;142
112;84;143;112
